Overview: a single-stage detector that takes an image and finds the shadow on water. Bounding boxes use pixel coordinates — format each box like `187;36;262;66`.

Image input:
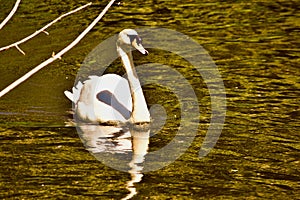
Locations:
0;0;299;199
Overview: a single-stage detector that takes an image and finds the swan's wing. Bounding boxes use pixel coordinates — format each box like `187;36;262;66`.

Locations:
92;74;132;122
96;90;131;119
69;74;132;123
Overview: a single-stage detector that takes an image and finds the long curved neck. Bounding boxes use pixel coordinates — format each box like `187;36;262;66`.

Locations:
117;45;150;123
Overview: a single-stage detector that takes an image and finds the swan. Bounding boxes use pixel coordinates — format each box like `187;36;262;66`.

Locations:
64;29;151;125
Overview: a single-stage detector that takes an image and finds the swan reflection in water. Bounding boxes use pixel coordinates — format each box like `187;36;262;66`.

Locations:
77;124;150;200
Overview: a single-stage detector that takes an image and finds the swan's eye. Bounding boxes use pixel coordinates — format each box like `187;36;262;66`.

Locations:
128;34;142;45
136;36;142;46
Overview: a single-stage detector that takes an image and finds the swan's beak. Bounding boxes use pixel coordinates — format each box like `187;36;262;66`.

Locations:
132;40;149;55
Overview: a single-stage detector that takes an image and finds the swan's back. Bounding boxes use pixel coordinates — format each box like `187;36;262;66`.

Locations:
65;74;132;123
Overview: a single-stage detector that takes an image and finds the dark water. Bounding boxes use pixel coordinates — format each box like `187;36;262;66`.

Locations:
0;0;299;199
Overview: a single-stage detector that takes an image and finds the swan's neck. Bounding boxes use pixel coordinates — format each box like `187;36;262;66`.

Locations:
117;46;150;124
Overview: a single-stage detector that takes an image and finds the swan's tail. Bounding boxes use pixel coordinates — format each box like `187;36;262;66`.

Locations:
64;90;74;102
64;81;83;103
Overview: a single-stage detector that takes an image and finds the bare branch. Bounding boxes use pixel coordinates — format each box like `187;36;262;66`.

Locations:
15;45;25;55
42;30;49;35
0;0;116;98
0;0;21;30
0;2;92;54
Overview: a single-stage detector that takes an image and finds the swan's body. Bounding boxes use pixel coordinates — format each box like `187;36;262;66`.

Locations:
64;29;150;125
65;74;132;123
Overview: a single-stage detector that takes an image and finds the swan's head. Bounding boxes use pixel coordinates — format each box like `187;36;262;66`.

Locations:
118;29;148;55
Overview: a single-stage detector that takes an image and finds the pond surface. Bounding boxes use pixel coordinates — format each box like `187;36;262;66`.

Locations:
0;0;299;199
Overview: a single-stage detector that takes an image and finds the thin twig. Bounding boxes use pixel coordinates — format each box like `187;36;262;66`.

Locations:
0;0;21;30
0;2;92;54
15;45;25;55
0;0;116;98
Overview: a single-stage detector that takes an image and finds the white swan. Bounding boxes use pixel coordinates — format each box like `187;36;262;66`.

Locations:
64;29;151;125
